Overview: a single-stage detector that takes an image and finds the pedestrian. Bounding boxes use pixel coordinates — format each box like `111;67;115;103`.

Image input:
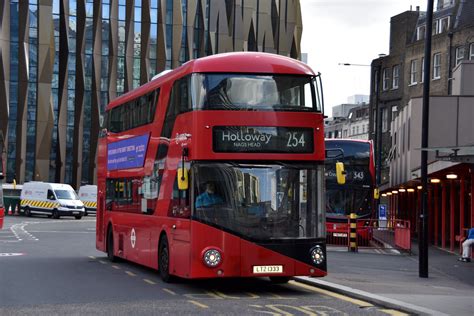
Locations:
458;227;474;263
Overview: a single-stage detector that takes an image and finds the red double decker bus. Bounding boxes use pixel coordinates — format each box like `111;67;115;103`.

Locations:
325;139;375;244
96;52;328;282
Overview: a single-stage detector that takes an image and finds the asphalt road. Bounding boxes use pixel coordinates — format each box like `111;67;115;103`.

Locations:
0;216;405;315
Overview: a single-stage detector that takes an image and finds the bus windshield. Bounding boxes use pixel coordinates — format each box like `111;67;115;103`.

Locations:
193;74;321;112
326;187;372;218
325;140;374;219
192;162;325;240
55;190;78;200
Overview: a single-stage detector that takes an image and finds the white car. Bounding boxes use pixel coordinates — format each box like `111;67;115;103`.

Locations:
20;182;85;219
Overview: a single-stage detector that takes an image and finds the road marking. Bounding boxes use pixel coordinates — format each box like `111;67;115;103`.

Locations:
380;309;409;316
0;253;25;257
163;288;177;295
188;300;209;309
143;279;156;285
112;265;121;270
290;280;373;308
89;256;96;260
99;260;108;265
266;292;296;300
125;271;137;277
213;291;259;299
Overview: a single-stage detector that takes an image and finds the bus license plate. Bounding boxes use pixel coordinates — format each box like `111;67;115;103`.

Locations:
252;265;283;274
333;233;347;237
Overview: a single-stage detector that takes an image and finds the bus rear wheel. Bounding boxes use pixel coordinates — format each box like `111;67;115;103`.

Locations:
24;207;31;217
107;228;117;262
269;276;291;284
159;235;172;283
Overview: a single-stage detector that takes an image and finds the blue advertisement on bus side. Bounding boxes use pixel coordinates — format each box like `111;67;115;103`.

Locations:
107;134;149;170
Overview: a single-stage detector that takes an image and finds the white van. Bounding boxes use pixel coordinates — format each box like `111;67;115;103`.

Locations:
78;185;97;216
20;182;85;219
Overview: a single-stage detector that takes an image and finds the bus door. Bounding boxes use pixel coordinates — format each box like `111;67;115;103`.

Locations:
169;176;191;276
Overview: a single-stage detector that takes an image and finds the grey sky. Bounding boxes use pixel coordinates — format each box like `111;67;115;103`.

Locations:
300;0;427;116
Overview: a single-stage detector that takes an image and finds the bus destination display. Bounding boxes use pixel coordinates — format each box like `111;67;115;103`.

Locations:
213;126;314;153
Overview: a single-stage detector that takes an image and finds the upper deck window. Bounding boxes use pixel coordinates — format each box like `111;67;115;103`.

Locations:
192;73;321;112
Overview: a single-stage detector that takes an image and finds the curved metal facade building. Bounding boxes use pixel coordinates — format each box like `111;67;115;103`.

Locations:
0;0;303;188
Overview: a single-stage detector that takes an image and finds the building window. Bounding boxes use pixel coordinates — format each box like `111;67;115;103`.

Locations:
381;107;388;132
470;43;474;60
392;65;399;89
433;53;441;79
438;16;450;34
421;57;425;83
373;69;379;93
382;68;389;91
439;0;454;9
432;20;439;35
455;46;465;66
416;25;425;41
410;59;418;85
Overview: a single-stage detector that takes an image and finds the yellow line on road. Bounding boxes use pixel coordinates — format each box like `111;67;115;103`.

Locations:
188;300;209;309
163;288;177;295
289;280;374;308
125;271;137;277
380;309;409;316
143;279;156;285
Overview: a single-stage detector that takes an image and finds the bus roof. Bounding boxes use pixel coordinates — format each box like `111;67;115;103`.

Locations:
107;52;316;111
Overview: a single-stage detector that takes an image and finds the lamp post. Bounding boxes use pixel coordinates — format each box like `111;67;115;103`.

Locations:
419;0;435;278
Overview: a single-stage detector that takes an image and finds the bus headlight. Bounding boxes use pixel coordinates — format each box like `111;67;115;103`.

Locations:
310;246;324;265
202;249;222;268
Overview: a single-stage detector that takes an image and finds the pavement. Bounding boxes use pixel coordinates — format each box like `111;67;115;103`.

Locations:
296;243;474;315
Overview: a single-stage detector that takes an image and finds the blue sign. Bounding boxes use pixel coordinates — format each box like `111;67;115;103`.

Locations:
379;204;387;220
107;134;149;170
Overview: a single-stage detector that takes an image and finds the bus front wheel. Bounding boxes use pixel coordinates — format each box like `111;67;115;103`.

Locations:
24;207;31;217
159;235;172;283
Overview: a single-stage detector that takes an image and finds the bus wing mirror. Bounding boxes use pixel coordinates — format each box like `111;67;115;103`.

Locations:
336;162;346;185
177;168;189;191
374;188;380;200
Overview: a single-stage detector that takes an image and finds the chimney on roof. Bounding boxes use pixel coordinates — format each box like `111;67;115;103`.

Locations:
410;5;412;11
416;6;420;12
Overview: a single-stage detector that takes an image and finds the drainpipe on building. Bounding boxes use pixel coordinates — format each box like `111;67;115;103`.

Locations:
447;32;453;95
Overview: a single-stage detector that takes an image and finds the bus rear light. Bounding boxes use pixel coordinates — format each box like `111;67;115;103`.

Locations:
202;248;222;268
310;246;324;265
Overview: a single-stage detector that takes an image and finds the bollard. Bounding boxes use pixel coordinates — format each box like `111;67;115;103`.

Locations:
349;213;358;252
8;205;13;216
14;205;19;216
